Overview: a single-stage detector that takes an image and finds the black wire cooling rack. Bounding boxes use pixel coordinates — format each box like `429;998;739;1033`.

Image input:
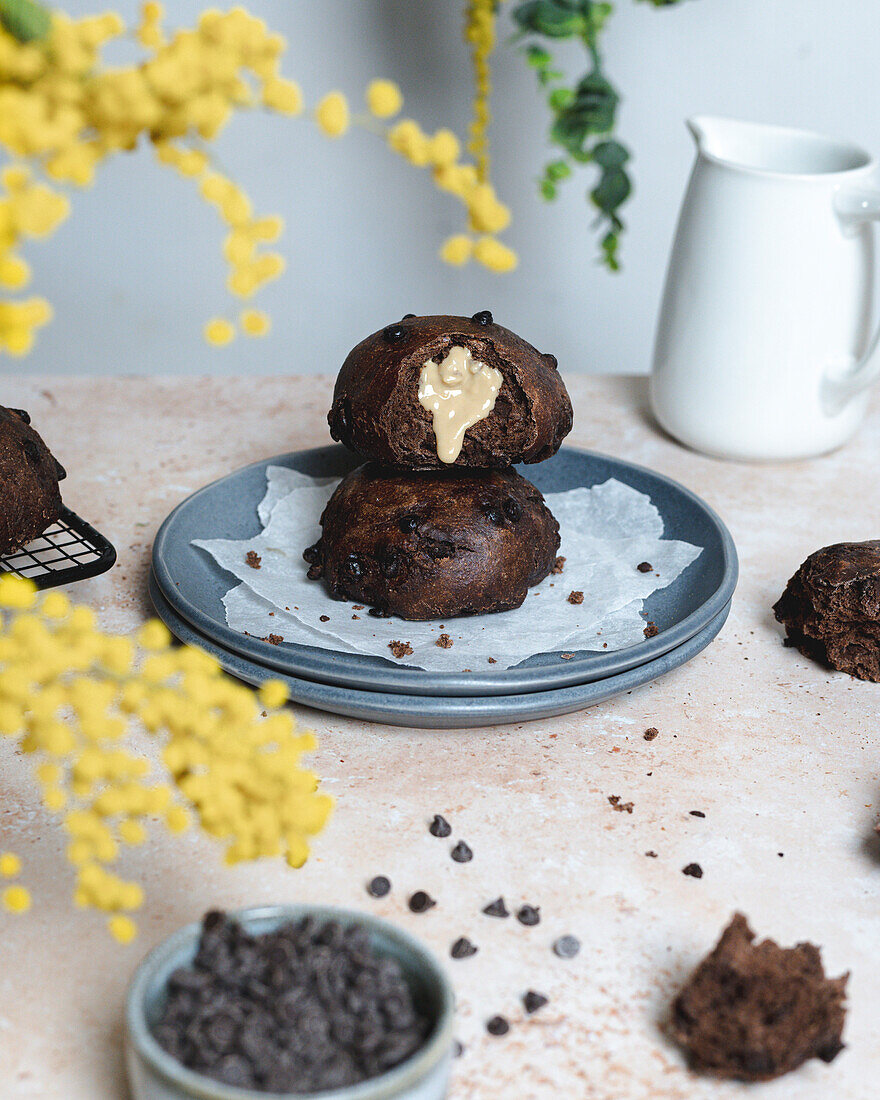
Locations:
0;506;117;590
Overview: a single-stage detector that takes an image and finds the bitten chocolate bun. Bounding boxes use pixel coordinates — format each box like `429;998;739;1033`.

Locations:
304;463;560;620
327;312;573;470
0;406;65;554
773;541;880;681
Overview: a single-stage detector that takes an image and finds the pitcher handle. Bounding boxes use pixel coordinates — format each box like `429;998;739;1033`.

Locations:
824;187;880;412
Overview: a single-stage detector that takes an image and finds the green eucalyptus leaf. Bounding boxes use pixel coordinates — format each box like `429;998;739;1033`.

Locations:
591;164;631;214
546;159;572;181
0;0;51;42
540;178;557;201
592;139;630;168
525;44;553;67
550;111;590;156
548;86;575;111
512;0;586;38
570;72;619;134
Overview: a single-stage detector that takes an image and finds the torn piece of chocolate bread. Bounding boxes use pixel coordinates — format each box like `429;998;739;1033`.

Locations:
306;462;560;620
773;541;880;681
0;406;65;553
328;313;572;470
671;913;847;1082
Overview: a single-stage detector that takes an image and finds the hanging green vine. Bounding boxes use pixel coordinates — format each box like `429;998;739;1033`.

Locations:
511;0;688;270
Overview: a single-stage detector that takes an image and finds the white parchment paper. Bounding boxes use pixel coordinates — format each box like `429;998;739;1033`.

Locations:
193;469;702;671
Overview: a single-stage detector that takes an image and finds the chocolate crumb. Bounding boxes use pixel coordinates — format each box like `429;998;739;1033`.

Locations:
319;615;330;623
644;622;659;638
451;840;473;863
523;991;549;1014
429;814;451;838
351;614;360;620
408;891;436;913
637;561;653;573
245;550;261;569
266;634;283;645
553;935;580;959
353;605;364;610
488;657;497;664
436;633;453;649
690;810;706;818
367;876;391;898
561;652;574;660
482;897;509;918
516;905;540;927
645;850;658;858
453;1040;464;1058
450;937;478;959
567;590;584;605
643;727;659;741
608;795;634;814
306;563;323;580
552;556;566;574
683;862;704;879
486;1016;509;1037
389;640;413;659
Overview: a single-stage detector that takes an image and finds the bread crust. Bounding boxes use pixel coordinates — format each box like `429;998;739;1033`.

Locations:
0;407;65;554
328;313;573;469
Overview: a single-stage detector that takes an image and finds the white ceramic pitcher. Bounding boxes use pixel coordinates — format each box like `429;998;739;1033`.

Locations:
651;116;880;461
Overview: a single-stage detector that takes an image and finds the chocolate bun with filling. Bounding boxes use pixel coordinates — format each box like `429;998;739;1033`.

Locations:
0;406;65;553
328;312;573;470
305;463;560;620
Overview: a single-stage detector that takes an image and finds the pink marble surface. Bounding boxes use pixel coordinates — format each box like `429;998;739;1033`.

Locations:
1;374;878;1100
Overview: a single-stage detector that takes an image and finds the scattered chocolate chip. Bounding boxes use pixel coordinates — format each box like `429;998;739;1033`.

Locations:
367;876;391;898
450;937;478;959
523;991;548;1014
302;544;321;564
551;556;566;574
567;590;584;605
408;891;436;913
644;622;659;638
266;634;283;645
637;561;653;573
383;324;406;341
608;795;634;814
402;313;416;320
553;935;580;959
306;563;323;580
398;514;419;533
643;727;659;741
472;310;493;326
368;606;390;618
517;905;541;927
436;634;453;649
482;897;509;918
542;353;558;370
429;814;452;838
483;506;505;526
380;550;401;578
502;497;522;522
389;640;413;659
245;550;261;569
486;1015;509;1036
690;810;706;818
645;850;658;858
319;615;330;622
451;840;473;863
683;862;704;879
9;408;30;424
344;553;363;579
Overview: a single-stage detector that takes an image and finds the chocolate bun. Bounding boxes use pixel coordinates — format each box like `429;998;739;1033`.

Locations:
0;406;65;553
305;463;560;620
328;313;572;470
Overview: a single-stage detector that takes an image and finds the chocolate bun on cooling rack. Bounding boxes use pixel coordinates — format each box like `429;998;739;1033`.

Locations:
0;406;65;553
304;463;560;621
327;312;573;470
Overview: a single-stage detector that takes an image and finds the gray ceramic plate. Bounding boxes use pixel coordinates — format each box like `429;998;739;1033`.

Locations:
149;573;731;729
152;445;737;698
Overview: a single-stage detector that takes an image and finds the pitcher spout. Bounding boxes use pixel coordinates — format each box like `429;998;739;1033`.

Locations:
686;116;751;161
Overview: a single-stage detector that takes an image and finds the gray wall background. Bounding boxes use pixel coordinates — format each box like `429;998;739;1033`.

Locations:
3;0;878;377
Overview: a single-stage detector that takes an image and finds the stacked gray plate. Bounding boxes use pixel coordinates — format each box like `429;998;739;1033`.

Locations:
150;446;737;728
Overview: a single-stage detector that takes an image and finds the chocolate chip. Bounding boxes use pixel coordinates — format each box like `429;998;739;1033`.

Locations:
643;727;659;741
472;310;493;326
383;324;406;341
380;551;401;578
319;615;330;623
516;905;540;926
482;897;509;918
22;439;40;465
502;497;522;522
682;862;703;879
368;605;390;618
689;810;706;818
367;876;391;898
429;814;451;838
307;563;323;580
9;408;30;424
645;850;658;858
425;539;455;560
552;935;580;958
637;561;653;573
398;514;419;533
450;937;478;959
486;1015;509;1036
408;891;436;913
344;553;363;579
523;991;548;1014
451;840;472;863
402;313;416;320
302;544;321;564
542;353;558;370
484;507;505;526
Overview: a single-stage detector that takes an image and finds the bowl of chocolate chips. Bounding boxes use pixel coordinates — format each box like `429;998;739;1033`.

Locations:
125;906;455;1100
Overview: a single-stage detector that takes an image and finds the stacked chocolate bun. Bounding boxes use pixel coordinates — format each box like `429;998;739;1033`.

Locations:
0;405;66;553
305;312;573;621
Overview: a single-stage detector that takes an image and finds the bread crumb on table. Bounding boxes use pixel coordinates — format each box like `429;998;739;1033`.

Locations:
389;640;413;659
245;550;261;569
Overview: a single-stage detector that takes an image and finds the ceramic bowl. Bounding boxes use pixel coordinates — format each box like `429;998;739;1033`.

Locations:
125;905;455;1100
